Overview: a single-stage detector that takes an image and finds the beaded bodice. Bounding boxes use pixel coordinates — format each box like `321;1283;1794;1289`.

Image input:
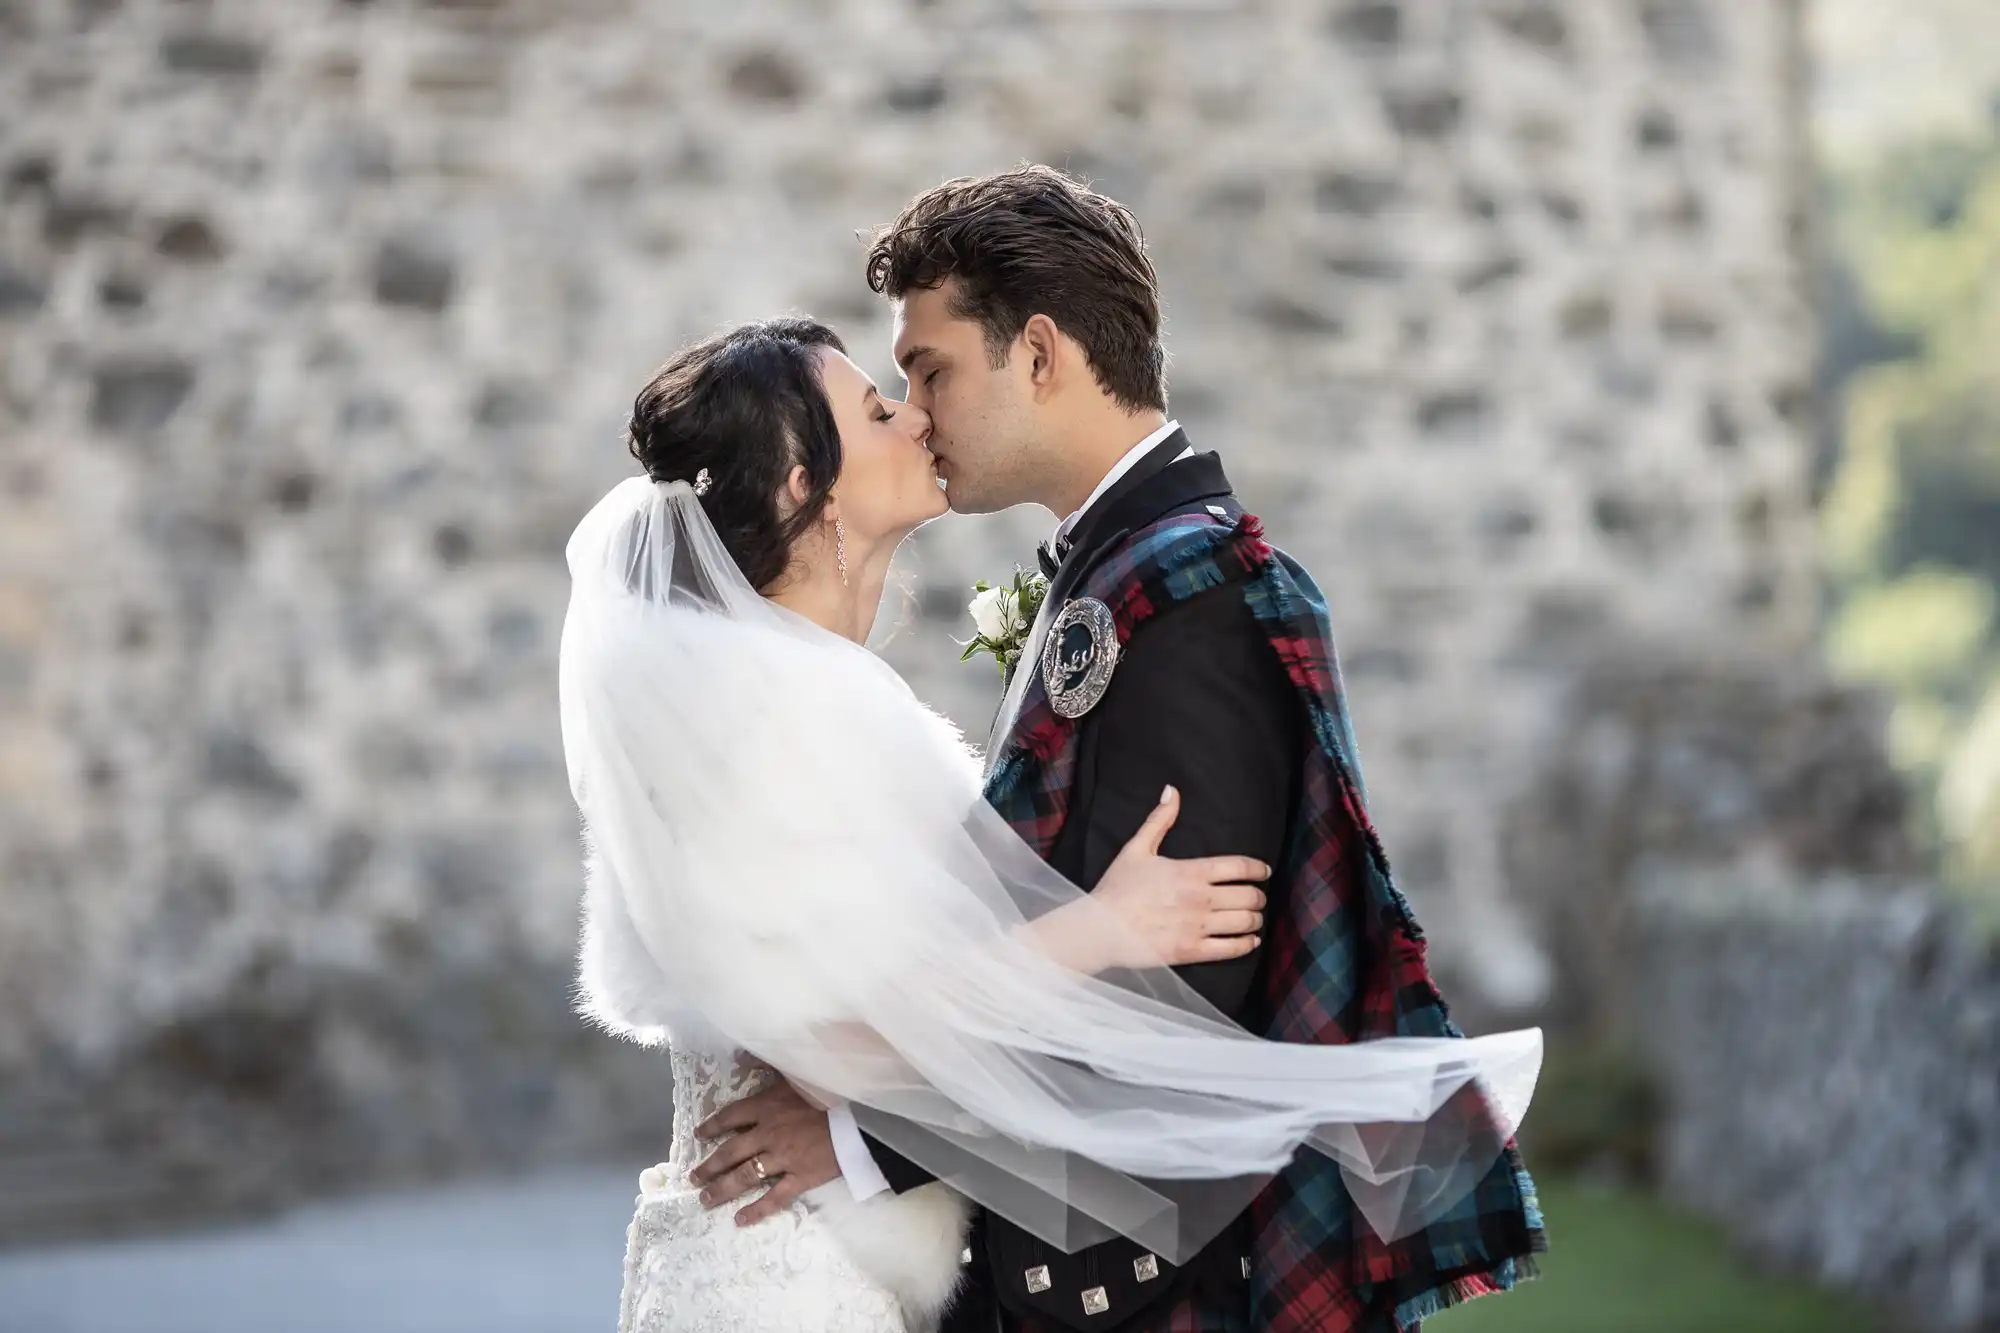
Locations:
618;1043;914;1333
664;1045;775;1180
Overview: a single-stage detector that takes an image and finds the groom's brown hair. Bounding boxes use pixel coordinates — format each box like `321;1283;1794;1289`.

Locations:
866;165;1167;414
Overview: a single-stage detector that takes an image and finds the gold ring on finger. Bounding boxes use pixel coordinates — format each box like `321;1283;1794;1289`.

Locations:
752;1155;769;1182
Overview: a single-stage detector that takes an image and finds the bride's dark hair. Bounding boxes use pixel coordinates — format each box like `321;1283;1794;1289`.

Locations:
626;317;846;591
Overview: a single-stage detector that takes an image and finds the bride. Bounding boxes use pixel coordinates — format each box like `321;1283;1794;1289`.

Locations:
561;318;1540;1333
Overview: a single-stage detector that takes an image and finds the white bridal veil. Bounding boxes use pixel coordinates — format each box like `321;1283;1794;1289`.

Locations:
560;475;1541;1263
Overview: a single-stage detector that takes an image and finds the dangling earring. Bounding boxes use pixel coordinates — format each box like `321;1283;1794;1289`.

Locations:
835;518;849;587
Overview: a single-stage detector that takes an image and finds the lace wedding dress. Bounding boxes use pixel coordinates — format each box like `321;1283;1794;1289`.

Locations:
617;1044;971;1333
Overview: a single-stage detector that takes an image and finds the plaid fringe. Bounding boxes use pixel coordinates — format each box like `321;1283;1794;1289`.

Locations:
1393;1252;1547;1331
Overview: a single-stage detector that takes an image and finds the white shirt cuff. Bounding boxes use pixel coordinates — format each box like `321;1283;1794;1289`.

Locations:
826;1103;892;1201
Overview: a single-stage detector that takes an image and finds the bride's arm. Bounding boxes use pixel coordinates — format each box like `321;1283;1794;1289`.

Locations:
1013;901;1113;972
1011;786;1270;974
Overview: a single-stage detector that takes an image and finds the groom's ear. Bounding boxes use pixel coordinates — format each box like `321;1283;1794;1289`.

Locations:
1021;313;1062;400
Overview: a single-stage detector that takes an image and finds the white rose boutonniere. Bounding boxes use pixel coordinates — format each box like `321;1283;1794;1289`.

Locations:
959;568;1049;675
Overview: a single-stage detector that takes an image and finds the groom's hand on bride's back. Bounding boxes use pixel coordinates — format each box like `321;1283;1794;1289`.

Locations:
689;1074;842;1225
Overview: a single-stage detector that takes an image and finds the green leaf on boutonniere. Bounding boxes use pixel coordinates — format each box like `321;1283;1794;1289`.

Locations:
958;568;1050;676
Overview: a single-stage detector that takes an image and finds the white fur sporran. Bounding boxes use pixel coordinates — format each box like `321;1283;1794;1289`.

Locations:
801;1179;972;1330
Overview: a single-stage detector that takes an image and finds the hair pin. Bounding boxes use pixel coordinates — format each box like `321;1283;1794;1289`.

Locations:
693;468;712;497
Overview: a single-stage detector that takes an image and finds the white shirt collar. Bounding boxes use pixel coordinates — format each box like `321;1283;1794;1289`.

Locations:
1054;419;1188;547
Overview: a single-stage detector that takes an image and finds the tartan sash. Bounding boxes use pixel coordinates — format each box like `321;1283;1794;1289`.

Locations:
983;510;1545;1333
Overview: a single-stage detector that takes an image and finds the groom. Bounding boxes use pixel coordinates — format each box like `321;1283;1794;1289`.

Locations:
690;167;1544;1332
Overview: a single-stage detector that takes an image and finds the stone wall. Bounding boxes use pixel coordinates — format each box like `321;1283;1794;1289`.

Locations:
1636;880;2000;1329
1500;645;1917;1036
0;0;1816;1226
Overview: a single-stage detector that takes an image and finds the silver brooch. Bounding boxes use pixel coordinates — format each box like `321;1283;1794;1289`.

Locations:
692;468;713;497
1040;597;1120;719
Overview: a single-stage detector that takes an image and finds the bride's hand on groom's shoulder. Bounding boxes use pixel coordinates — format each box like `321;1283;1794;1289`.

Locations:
1075;785;1271;973
688;1076;843;1226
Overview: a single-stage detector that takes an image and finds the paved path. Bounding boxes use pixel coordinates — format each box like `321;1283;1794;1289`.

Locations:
0;1165;644;1333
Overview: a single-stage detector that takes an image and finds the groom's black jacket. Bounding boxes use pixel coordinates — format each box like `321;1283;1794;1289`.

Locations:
861;434;1306;1333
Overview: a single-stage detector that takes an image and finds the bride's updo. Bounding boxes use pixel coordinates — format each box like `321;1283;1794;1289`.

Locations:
626;317;847;591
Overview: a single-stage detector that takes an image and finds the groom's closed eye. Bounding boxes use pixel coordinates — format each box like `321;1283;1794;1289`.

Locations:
896;346;945;394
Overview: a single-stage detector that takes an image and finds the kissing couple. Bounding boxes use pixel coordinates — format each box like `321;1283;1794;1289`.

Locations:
560;165;1547;1333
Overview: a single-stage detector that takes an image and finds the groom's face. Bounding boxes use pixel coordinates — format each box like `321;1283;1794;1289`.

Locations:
892;282;1040;516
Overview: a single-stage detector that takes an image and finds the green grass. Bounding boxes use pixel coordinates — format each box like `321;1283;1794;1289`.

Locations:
1430;1179;1888;1333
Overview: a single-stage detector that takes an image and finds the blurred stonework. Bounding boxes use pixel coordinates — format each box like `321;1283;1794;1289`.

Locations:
1636;877;2000;1330
0;0;1829;1238
1500;645;1918;1039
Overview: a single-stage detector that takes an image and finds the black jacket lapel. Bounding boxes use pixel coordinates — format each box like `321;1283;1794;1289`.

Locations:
983;443;1238;759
